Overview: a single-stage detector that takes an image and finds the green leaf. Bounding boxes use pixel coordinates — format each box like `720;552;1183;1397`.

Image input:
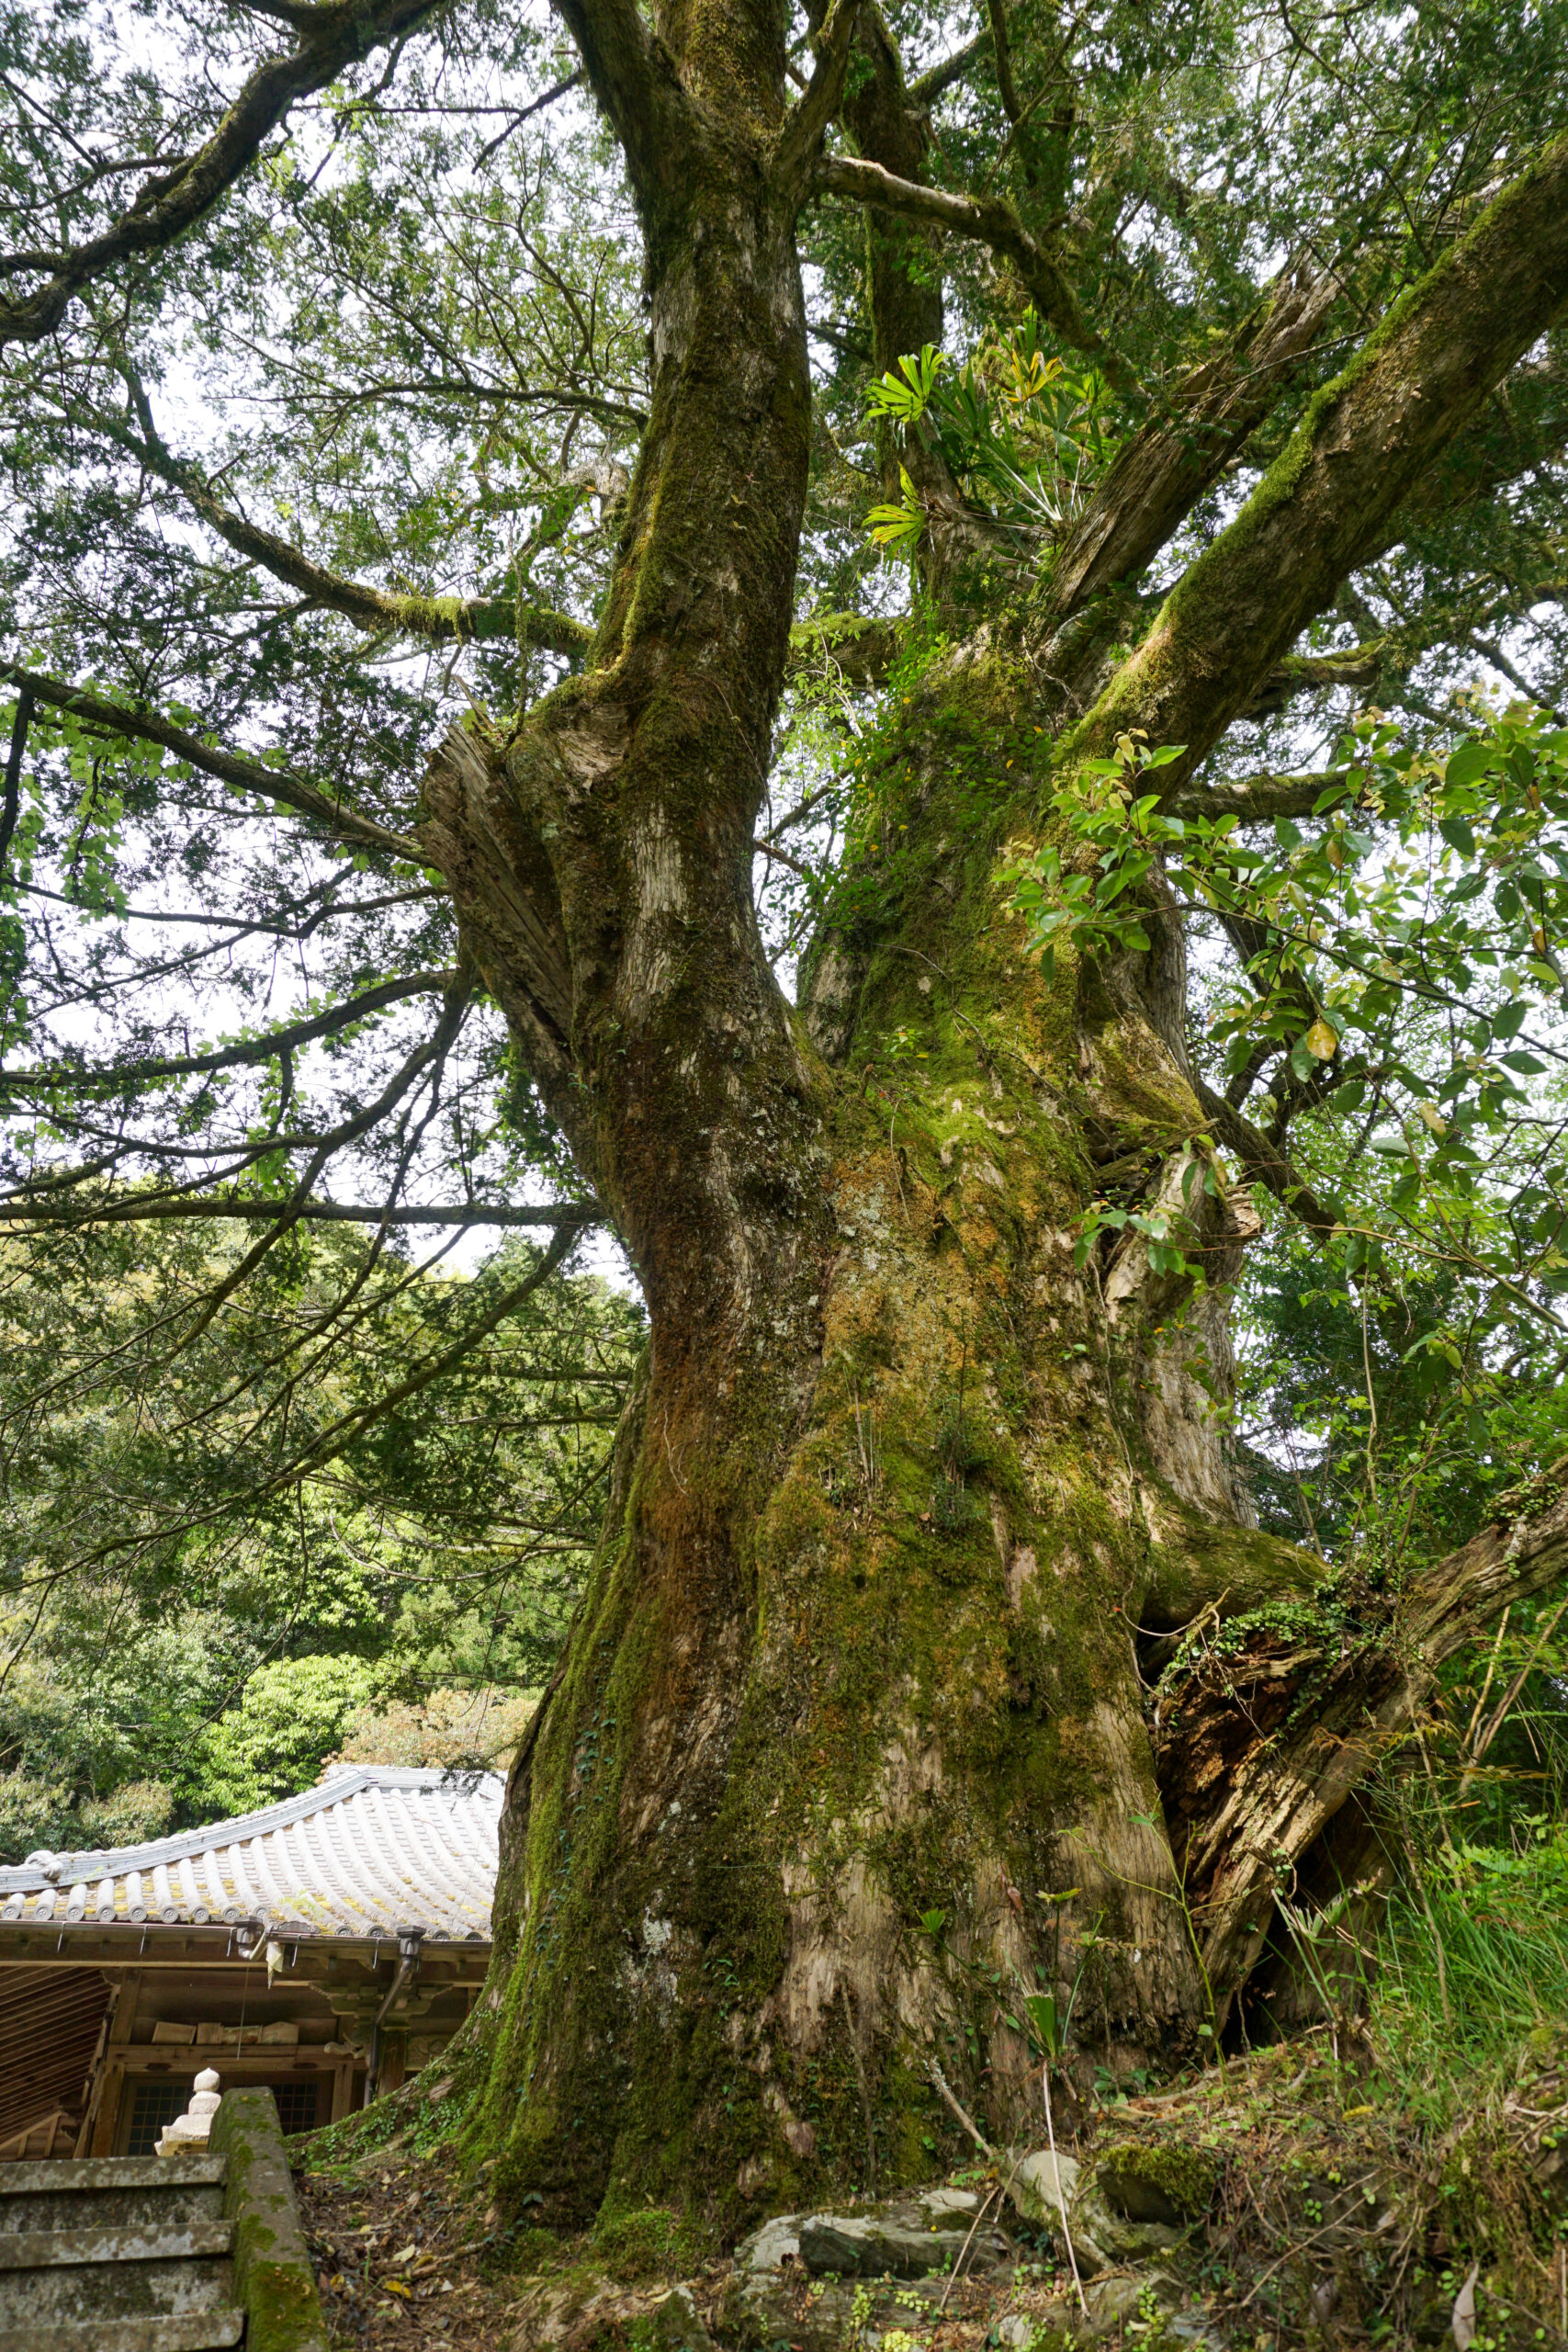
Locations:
1445;741;1494;789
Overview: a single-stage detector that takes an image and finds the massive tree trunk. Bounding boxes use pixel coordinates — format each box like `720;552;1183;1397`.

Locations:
410;0;1568;2223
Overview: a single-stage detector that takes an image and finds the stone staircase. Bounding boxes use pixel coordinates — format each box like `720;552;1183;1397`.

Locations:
0;2150;244;2351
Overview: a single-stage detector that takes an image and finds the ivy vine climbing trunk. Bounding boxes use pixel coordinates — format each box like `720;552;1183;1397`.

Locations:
407;0;1568;2222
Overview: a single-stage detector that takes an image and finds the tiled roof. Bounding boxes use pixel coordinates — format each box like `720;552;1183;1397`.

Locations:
0;1766;503;1941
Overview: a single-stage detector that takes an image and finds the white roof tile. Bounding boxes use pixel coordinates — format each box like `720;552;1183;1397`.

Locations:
0;1766;502;1941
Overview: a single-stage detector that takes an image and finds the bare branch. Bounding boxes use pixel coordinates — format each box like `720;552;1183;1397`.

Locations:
0;0;447;345
1;663;424;864
811;153;1138;393
0;969;464;1093
0;1197;602;1227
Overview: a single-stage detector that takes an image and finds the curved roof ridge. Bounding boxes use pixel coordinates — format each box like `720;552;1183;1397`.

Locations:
0;1764;504;1894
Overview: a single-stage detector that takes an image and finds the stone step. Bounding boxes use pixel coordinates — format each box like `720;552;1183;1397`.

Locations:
0;2318;244;2351
0;2161;225;2198
0;2254;236;2329
0;2188;225;2237
0;2224;233;2271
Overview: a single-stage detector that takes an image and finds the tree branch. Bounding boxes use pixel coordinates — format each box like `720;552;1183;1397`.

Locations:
0;969;463;1092
1238;641;1385;720
108;380;593;658
546;0;692;215
811;153;1138;393
1168;770;1346;823
0;1196;602;1227
0;0;446;346
1;664;424;864
776;0;857;190
1037;260;1343;636
908;31;989;106
1069;132;1568;792
0;685;31;879
1192;1080;1340;1240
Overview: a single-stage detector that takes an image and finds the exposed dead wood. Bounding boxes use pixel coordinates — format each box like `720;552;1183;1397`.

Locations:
1156;1465;1568;2010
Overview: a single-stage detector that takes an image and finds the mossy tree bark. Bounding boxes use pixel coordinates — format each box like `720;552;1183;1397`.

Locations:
412;0;1568;2222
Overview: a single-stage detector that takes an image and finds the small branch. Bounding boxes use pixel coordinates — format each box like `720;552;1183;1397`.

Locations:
811;153;1137;393
2;663;423;864
0;685;32;877
927;2058;996;2158
0;1197;602;1228
474;70;584;164
908;29;989;105
986;0;1024;126
752;834;812;877
1239;642;1386;720
1040;2062;1088;2318
0;968;463;1091
108;378;593;657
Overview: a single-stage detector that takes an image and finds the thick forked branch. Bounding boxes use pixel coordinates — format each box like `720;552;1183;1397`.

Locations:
1073;133;1568;792
1039;261;1342;633
109;394;593;657
0;0;445;345
546;0;692;215
812;153;1137;392
0;969;463;1093
2;663;423;864
1156;1467;1568;2003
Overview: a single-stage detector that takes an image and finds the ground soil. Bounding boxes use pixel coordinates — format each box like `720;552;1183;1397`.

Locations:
295;2030;1568;2349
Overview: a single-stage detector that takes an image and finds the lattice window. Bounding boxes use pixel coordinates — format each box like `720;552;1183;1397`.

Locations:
125;2079;191;2155
261;2077;321;2135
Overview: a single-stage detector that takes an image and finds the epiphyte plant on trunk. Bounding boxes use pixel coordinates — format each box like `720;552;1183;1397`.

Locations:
2;0;1568;2236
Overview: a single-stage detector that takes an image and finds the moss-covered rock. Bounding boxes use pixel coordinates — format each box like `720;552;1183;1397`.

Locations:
1094;2141;1218;2226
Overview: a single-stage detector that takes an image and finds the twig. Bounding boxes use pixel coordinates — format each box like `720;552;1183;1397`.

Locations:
927;2060;995;2158
1041;2060;1088;2319
938;2180;1006;2314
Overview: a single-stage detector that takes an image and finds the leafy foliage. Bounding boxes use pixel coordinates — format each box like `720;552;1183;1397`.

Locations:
0;1218;642;1856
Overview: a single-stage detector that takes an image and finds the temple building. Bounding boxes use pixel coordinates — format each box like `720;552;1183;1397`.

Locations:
0;1764;502;2160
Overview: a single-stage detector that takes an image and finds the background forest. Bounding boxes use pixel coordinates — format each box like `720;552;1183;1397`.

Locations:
0;1228;643;1848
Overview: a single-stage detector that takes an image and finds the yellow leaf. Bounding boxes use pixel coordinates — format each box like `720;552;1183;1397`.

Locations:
1303;1019;1338;1059
1416;1101;1447;1136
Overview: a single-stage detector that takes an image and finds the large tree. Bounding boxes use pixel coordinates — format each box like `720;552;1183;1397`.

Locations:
6;0;1568;2225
